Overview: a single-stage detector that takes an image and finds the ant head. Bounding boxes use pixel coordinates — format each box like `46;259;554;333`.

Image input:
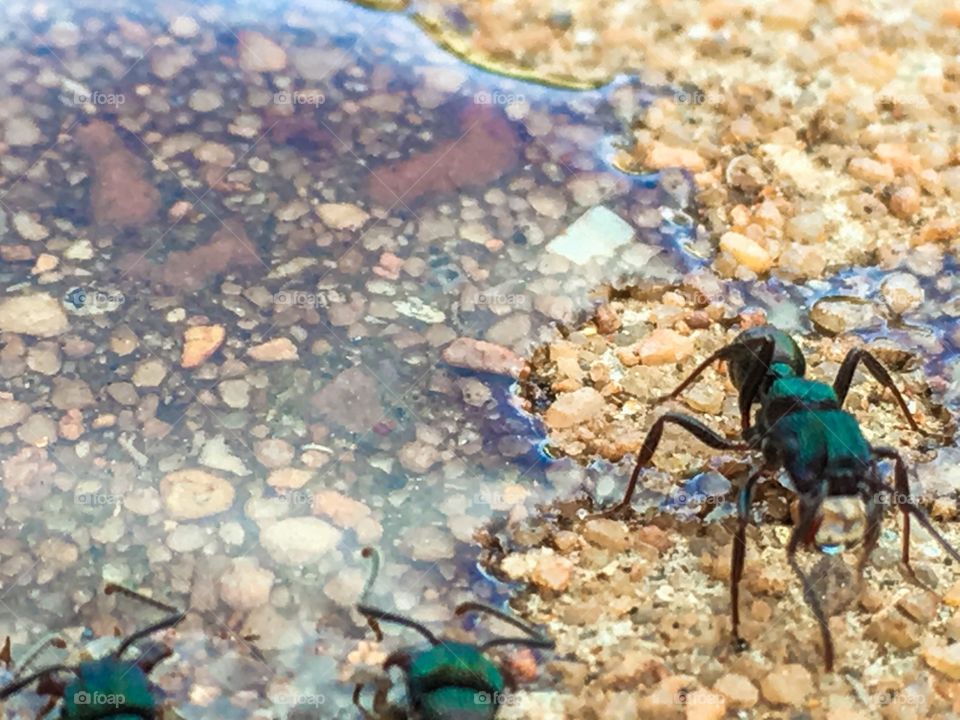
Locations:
729;325;805;391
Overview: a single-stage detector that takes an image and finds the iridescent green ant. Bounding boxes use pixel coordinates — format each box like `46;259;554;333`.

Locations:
597;324;960;671
353;548;555;719
0;585;186;719
0;584;262;719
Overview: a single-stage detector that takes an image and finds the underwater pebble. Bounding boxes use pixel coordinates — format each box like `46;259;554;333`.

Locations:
247;338;298;362
220;557;274;611
810;297;878;335
0;294;69;337
546;206;634;265
267;467;312;490
132;359;167;387
316;202;369;230
441;337;527;378
261;517;341;565
0;398;31;428
12;212;49;241
880;273;923;315
238;31;287;72
160;469;235;520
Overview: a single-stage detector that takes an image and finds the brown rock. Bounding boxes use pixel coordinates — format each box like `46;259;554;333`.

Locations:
441;337;527;378
923;643;960;679
160;469;235;520
247;338;298;362
368;105;520;206
75;121;159;228
638;328;696;365
544;387;606;429
181;325;226;368
311;367;384;433
713;673;758;709
760;664;813;706
238;31;287;73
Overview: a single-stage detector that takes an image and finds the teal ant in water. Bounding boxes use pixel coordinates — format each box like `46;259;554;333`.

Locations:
353;548;555;719
0;584;263;719
597;324;960;671
0;584;185;719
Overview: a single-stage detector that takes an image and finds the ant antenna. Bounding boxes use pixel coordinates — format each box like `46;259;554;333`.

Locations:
13;634;68;679
105;583;266;664
455;602;555;651
0;665;76;700
356;547;440;646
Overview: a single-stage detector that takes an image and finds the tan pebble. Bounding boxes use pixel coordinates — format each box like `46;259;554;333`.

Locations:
595;304;621;334
719;231;772;273
897;590;939;624
531;553;573;592
238;31;287;73
923;643;960;680
713;673;758;709
847;157;894;184
247;338;298;362
266;467;312;490
866;609;919;650
943;580;960;607
645;142;707;172
316;202;369;230
932;497;958;521
554;530;580;552
441;337;527;379
181;325;226;368
312;490;371;527
160;469;235;520
889;186;920;218
31;254;58;274
637;328;695;365
219;557;274;611
637;525;673;553
544;387;606;429
915;216;959;245
684;690;726;720
616;345;640;367
760;664;813;706
581;518;631;552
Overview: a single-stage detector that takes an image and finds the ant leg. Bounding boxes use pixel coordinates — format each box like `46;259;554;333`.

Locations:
871;446;914;574
833;349;924;434
731;470;763;653
870;448;960;572
455;602;555;651
352;684;375;719
787;489;835;672
856;480;885;586
596;412;746;518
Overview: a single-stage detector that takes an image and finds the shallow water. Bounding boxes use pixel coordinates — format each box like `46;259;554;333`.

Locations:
0;0;958;718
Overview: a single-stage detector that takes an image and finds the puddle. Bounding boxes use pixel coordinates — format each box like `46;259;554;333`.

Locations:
0;0;958;717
